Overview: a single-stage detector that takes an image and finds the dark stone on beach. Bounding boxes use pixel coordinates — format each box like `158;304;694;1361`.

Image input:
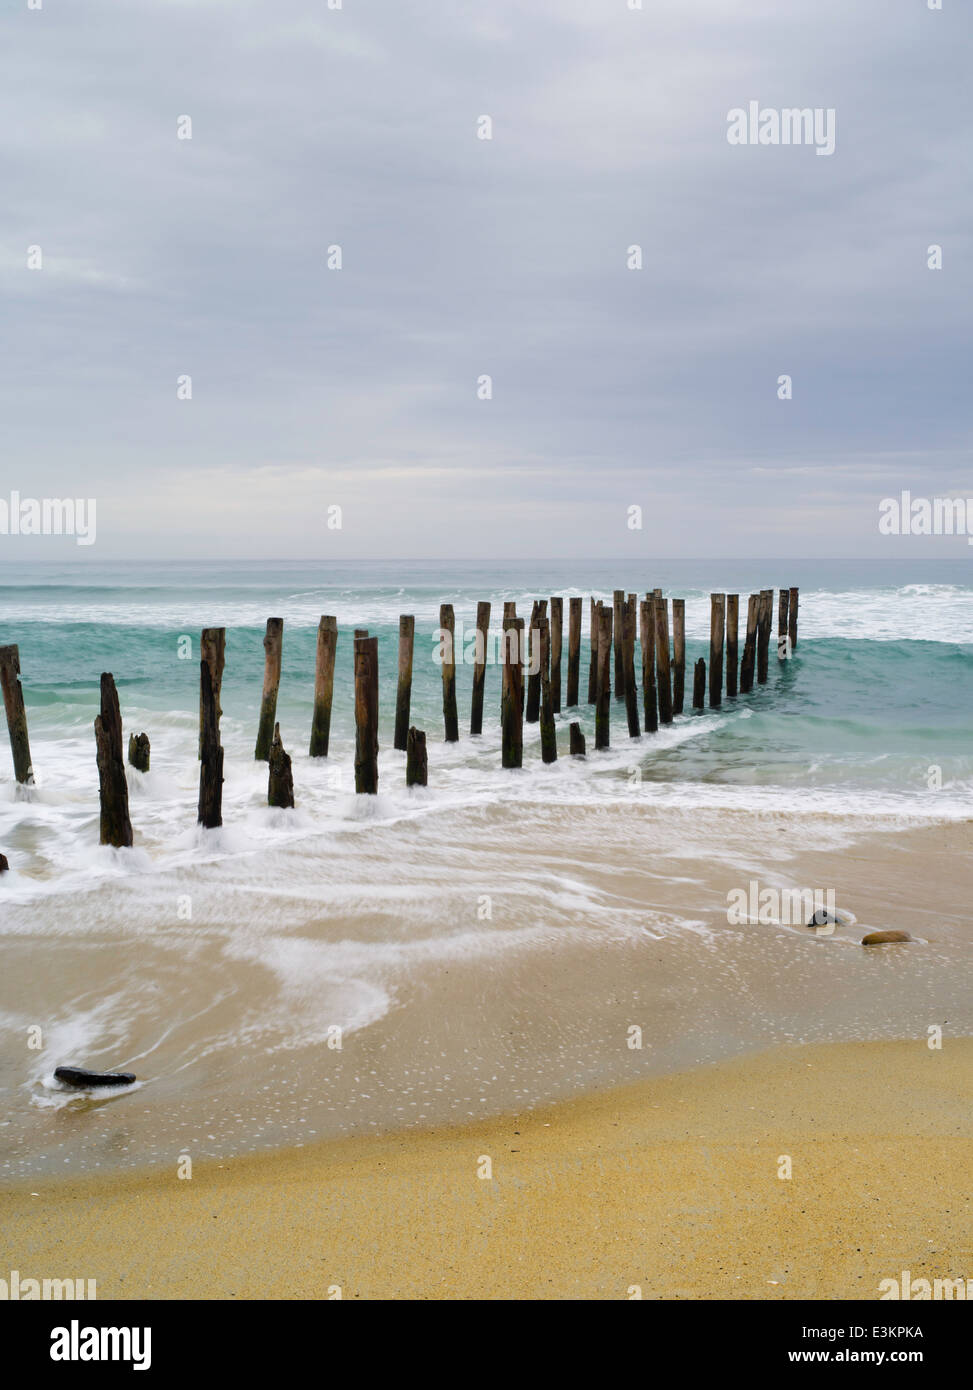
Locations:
862;931;911;946
0;853;8;874
807;908;852;930
54;1066;136;1089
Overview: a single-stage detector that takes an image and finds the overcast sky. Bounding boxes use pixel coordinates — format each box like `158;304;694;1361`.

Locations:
1;0;970;560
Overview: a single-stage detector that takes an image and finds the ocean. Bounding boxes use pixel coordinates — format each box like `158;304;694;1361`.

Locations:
1;557;971;1179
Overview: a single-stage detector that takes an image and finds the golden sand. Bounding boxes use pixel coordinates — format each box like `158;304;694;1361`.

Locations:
5;1038;971;1300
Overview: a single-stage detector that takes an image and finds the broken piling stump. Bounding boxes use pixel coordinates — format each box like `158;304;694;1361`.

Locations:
569;722;586;756
127;732;150;773
95;673;133;848
692;658;706;710
268;723;294;808
406;726;427;786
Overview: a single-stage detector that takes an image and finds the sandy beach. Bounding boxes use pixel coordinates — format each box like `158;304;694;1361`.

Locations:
5;1036;971;1300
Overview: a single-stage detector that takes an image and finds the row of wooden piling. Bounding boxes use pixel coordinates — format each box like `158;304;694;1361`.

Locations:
0;587;798;848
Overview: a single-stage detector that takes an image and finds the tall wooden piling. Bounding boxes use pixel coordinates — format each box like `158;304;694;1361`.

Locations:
309;616;337;757
539;618;557;763
639;597;658;734
595;603;613;749
692;658;706;710
709;593;725;708
778;587;790;661
354;635;379;794
198;656;224;828
470;601;490;735
406;727;427;786
268;723;294;809
0;645;33;785
740;594;758;694
95;673;133;848
128;732;150;773
622;598;640;738
254;618;284;761
566;597;581;707
672;599;686;715
393;615;415;752
587;598;598;704
757;590;772;684
501;616;524;769
525;599;546;724
789;587;800;650
655;597;673;725
550;597;563;715
199;628;226;759
612;590;625;699
439;604;459;742
726;595;739;698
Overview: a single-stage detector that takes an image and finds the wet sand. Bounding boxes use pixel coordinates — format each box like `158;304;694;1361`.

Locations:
3;814;972;1181
5;1037;972;1300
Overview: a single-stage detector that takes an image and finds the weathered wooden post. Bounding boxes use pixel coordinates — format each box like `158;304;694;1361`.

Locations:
726;595;739;697
199;628;226;758
740;595;758;693
655;597;673;725
501;616;524;769
392;615;415;752
354;635;379;794
550;597;563;715
639;597;658;734
595;603;613;749
254;618;284;761
692;658;706;710
587;598;598;704
612;590;625;699
788;587;800;650
709;593;725;708
672;599;686;715
198;653;224;828
525;599;546;723
439;605;459;742
95;673;133;847
757;590;772;684
309;616;337;757
777;587;790;661
127;732;150;773
569;722;586;756
0;854;8;874
566;597;581;707
0;645;34;785
268;723;294;808
623;598;640;738
406;727;427;786
470;601;490;735
539;618;557;763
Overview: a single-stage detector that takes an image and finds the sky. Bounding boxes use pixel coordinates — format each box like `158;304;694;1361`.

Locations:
1;0;970;560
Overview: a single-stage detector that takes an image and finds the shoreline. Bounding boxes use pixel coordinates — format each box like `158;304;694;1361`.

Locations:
6;1037;972;1300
